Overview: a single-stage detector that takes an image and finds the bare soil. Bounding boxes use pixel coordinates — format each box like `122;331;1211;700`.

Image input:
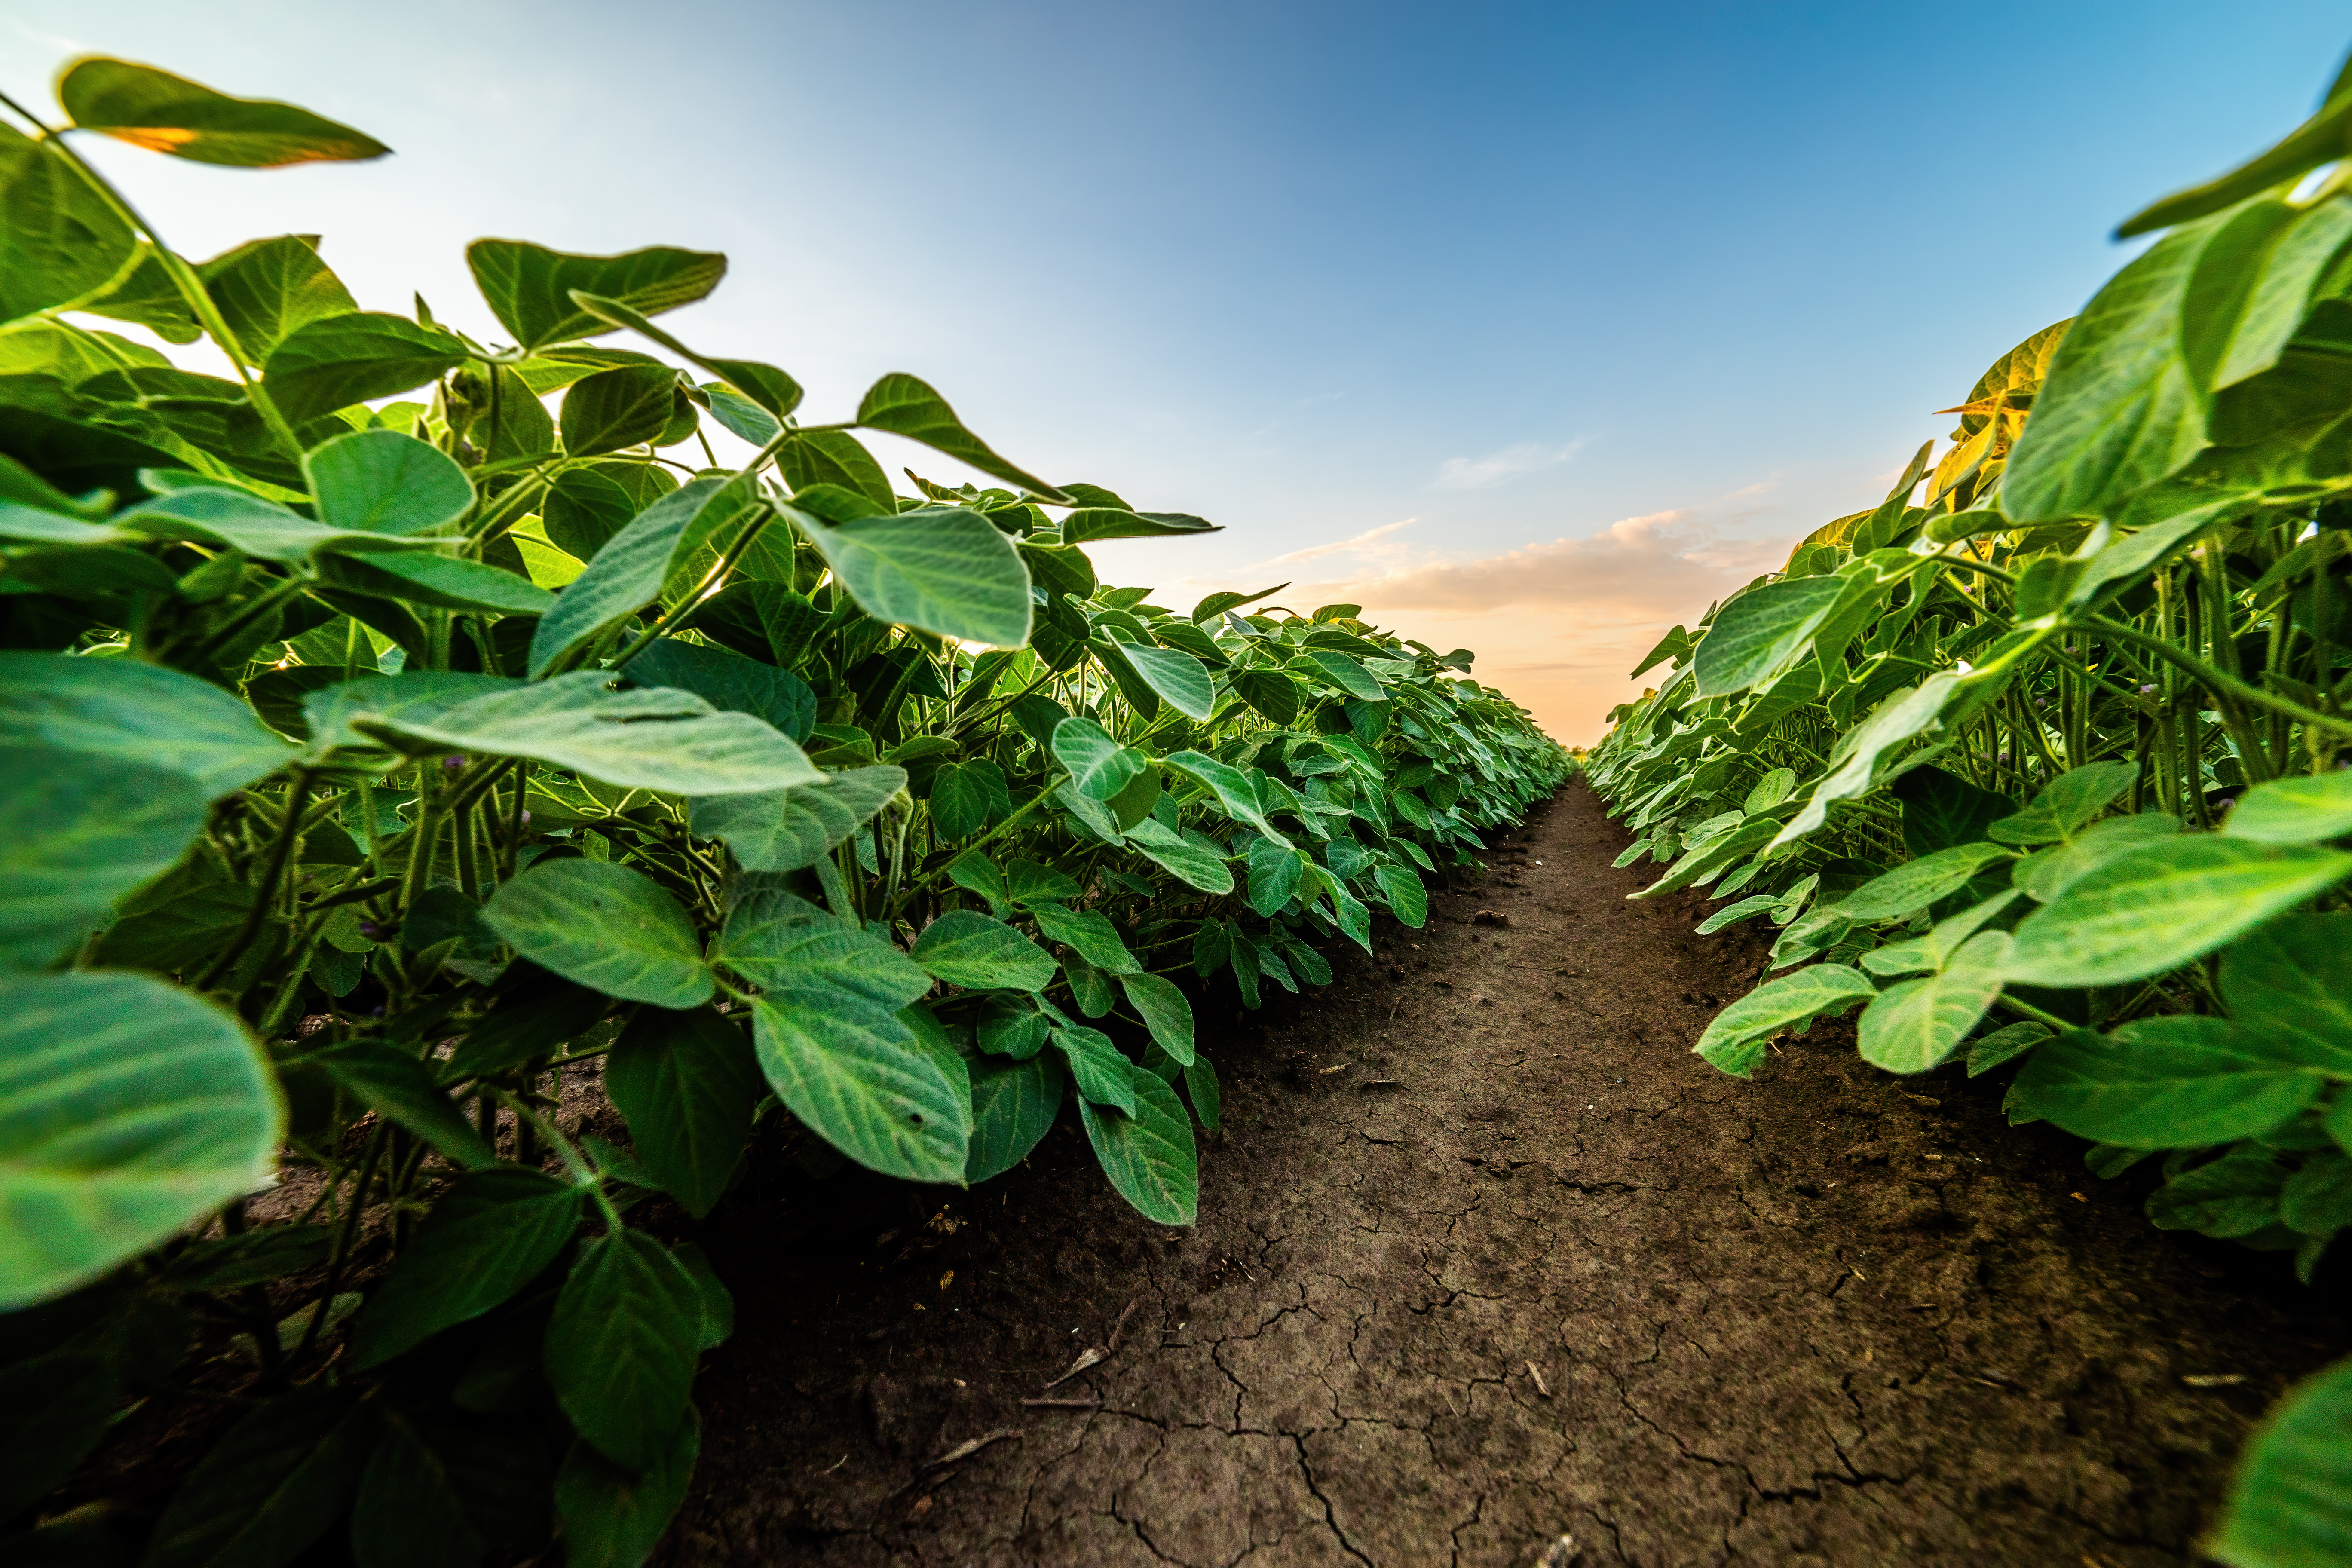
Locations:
665;783;2347;1568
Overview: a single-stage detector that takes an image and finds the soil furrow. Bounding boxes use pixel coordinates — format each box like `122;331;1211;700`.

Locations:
665;784;2346;1567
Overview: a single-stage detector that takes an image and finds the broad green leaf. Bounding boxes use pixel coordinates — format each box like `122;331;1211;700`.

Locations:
546;1230;702;1470
929;758;1010;839
1079;1069;1197;1225
2146;1146;2288;1237
0;973;279;1310
1744;767;1798;812
140;1387;373;1568
528;474;755;676
1052;1022;1136;1113
1119;971;1195;1066
911;910;1056;992
1191;582;1286;622
2223;915;2352;1072
1231;666;1302;726
604;1006;760;1219
2013;812;2181;903
1770;666;2007;851
317;550;554;615
1060;507;1221;542
2205;1357;2352;1568
1966;1020;2052;1077
563;289;804;421
790;504;1032;648
0;652;294;796
1007;858;1084;906
853;373;1067;500
555;1411;699;1568
0;123;137;320
349;1168;581;1368
325;671;819;795
349;1415;484;1568
1118;642;1217;720
1184;1054;1222;1132
1858;888;2023;975
59;58;389;166
977;995;1050;1059
466;240;726;354
777;429;896;515
966;1053;1066;1183
2004;838;2352;988
2284;1155;2352;1239
2225;770;2352;845
1052;715;1147;800
1122;818;1233;894
2010;1017;2324;1149
1373;863;1428;927
304;1038;495;1170
1691;964;1877;1079
1835;842;2015;922
1889;765;2014;855
480;860;712;1009
626;638;815;741
1300;649;1387;703
1855;931;2010;1073
1161;750;1289;845
1030;901;1138;974
1692;576;1847;698
196;235;356;366
1;749;209;971
305;429;472;536
560;363;678;457
1988;759;2139;845
120;486;457;563
1331;880;1373;952
1248;839;1305;916
687;765;905;872
261;312;469;426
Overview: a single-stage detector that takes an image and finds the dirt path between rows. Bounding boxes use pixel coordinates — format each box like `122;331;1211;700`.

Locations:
667;784;2347;1568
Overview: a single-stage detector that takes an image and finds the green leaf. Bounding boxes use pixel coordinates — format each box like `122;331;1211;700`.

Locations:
1160;751;1289;845
350;1167;580;1368
349;1415;485;1568
2147;1146;2287;1237
1989;760;2140;845
929;759;1011;840
1298;649;1387;703
966;1053;1065;1183
60;58;386;166
1051;1021;1135;1113
1119;972;1196;1067
688;766;904;873
197;235;357;366
1030;901;1138;974
1078;1069;1197;1225
0;973;279;1310
912;910;1056;992
852;373;1067;500
1691;964;1878;1079
1248;839;1305;917
1834;842;2015;923
1117;642;1217;720
1050;716;1145;801
0;651;294;796
318;550;554;616
555;1410;698;1568
2205;1356;2352;1568
1693;576;1849;698
1058;507;1219;542
1373;863;1429;928
626;638;815;741
305;1038;495;1170
444;973;609;1080
528;474;755;676
2223;915;2352;1072
1855;931;2011;1074
1891;764;2016;854
777;430;895;516
2004;837;2352;988
261;312;469;426
322;671;818;795
2284;1154;2352;1240
481;860;712;1009
560;364;679;457
2119;79;2352;236
790;504;1032;648
546;1230;702;1470
2013;812;2182;903
0;123;136;321
1231;666;1302;726
604;1007;759;1219
466;241;726;354
1184;1054;1222;1132
141;1387;373;1568
1966;1020;2052;1077
2010;1017;2325;1149
1122;818;1234;894
2225;770;2352;845
305;429;473;537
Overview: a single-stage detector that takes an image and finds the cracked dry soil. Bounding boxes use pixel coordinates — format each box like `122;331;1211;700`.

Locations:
665;784;2348;1568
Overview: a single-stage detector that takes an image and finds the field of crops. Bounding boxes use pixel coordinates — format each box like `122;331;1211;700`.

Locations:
0;57;1569;1566
1588;52;2352;1568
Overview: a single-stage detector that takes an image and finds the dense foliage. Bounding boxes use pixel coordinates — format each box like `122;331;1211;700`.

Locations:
1589;49;2352;1568
0;58;1568;1567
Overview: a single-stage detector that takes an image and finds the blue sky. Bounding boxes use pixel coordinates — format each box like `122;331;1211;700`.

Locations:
11;2;2349;737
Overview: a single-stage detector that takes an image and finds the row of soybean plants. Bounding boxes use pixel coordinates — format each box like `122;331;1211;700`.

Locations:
1588;42;2352;1568
0;58;1570;1568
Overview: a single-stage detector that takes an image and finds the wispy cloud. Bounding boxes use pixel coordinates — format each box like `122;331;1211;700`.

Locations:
1308;509;1781;617
1251;516;1417;569
1430;437;1587;491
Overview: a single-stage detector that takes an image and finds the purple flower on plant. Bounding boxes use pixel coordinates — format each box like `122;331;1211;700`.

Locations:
357;920;381;940
520;810;531;824
2138;683;2157;696
441;755;466;771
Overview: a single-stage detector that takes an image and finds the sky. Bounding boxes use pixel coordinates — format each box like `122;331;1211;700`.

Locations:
9;1;2350;740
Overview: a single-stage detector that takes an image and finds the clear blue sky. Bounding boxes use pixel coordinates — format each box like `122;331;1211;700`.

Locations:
9;2;2348;737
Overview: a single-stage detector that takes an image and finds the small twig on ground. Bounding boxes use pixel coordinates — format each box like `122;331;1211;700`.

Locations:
1020;1396;1102;1409
1107;1295;1141;1353
1526;1360;1550;1397
813;1453;848;1475
924;1427;1023;1471
1042;1346;1107;1388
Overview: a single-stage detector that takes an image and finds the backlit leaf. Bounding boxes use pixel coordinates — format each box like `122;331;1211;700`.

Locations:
60;58;389;166
790;504;1032;648
481;860;713;1009
466;240;726;354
